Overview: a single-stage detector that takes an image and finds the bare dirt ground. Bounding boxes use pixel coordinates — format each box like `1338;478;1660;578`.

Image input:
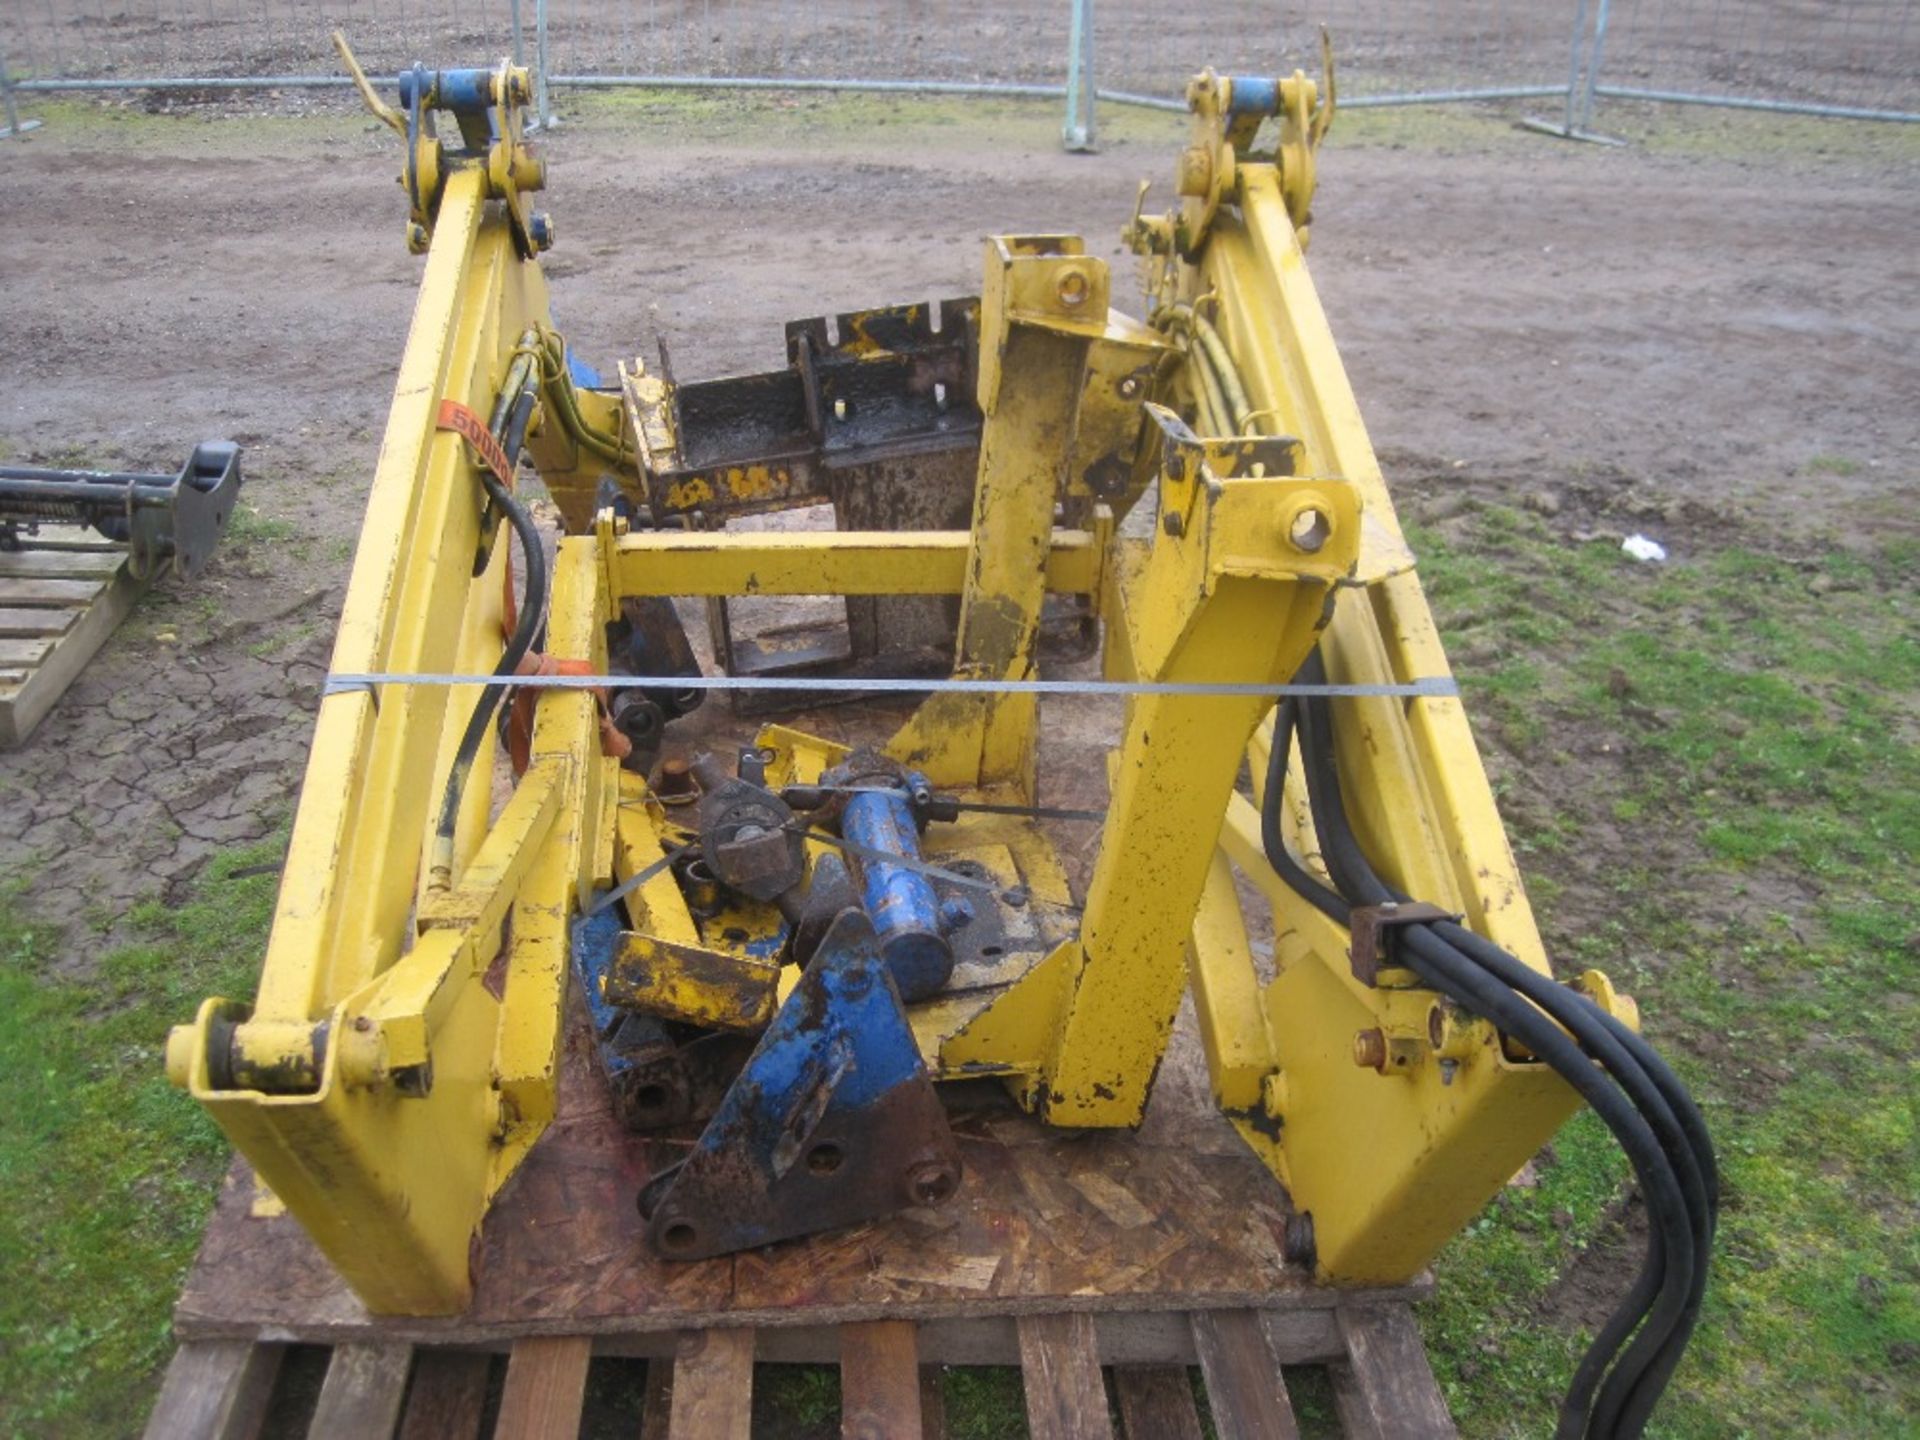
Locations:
3;94;1913;934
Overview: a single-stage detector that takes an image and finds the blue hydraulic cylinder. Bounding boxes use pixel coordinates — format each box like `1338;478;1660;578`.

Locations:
840;785;953;1002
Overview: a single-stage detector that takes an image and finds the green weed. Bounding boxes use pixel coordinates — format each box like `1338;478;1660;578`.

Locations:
0;838;283;1437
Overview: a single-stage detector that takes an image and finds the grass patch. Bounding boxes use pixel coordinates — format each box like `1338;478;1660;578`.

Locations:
225;504;298;548
1804;454;1863;477
0;839;283;1437
1409;506;1919;1436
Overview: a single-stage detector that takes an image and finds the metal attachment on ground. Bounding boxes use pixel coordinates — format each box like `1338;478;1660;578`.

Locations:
0;441;242;581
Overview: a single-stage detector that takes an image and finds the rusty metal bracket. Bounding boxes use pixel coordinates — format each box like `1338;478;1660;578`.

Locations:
1348;901;1460;987
636;908;961;1261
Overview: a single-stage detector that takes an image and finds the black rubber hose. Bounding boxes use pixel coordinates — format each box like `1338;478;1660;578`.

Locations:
1287;660;1715;1429
1261;658;1715;1438
1290;683;1703;1437
1259;695;1349;924
1395;923;1699;1440
430;384;548;883
1435;919;1715;1435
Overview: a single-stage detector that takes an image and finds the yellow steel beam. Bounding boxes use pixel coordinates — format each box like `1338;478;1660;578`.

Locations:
493;536;612;1170
250;170;531;1020
945;422;1361;1121
1171;161;1593;1283
613;527;1100;598
888;237;1165;796
167;170;600;1314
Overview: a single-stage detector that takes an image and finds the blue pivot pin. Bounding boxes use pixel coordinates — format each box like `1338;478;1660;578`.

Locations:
637;908;963;1260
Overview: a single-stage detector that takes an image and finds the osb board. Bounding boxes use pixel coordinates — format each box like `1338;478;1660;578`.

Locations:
175;996;1423;1344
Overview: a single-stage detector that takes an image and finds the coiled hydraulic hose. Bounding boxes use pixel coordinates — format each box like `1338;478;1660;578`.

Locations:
1262;652;1716;1440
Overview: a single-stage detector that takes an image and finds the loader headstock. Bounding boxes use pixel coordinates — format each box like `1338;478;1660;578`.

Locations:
332;31;551;258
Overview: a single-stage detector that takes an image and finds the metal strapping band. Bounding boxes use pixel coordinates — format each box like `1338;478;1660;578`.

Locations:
323;672;1460;700
589;841;692;916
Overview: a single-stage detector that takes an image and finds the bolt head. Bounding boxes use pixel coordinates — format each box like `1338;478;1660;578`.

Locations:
903;1159;960;1208
1352;1027;1387;1071
1283;1211;1317;1267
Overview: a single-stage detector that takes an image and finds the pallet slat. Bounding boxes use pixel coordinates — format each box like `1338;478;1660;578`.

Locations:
918;1367;948;1440
0;606;79;637
0;557;143;747
1192;1309;1301;1440
0;637;55;667
0;547;126;578
1330;1306;1456;1439
668;1328;756;1440
398;1350;491;1440
639;1359;674;1440
142;1340;283;1440
1017;1313;1115;1440
495;1336;592;1439
840;1320;922;1440
307;1342;415;1439
0;576;110;606
1114;1366;1204;1440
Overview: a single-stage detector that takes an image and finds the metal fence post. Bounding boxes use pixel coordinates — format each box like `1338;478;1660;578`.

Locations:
1559;0;1592;134
1062;0;1096;152
535;0;552;129
1520;0;1624;144
0;44;38;139
510;0;526;69
1577;0;1614;132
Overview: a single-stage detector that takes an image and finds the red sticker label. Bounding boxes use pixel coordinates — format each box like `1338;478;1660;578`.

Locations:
437;398;516;488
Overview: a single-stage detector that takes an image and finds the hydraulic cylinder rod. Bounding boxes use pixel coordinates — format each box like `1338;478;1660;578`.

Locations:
840;783;953;1002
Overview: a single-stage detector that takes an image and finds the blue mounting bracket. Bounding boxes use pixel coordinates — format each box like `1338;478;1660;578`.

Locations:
637;908;963;1260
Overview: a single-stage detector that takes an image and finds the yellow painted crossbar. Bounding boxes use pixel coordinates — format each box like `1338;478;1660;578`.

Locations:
613;528;1100;597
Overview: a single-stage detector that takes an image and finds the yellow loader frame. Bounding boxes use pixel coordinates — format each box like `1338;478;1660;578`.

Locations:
168;57;1632;1314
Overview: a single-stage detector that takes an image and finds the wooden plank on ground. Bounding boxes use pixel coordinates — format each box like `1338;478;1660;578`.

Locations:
0;563;141;747
495;1336;592;1439
1330;1306;1455;1440
667;1328;755;1440
1191;1310;1299;1440
0;607;78;637
919;1367;948;1440
639;1359;674;1440
841;1320;922;1440
0;576;108;606
1114;1366;1204;1440
397;1350;491;1440
0;637;55;667
307;1343;414;1439
0;548;126;579
142;1340;283;1440
1017;1313;1114;1440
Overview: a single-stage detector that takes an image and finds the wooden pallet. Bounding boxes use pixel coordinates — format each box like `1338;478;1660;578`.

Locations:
145;1301;1454;1439
153;995;1457;1438
0;532;146;748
